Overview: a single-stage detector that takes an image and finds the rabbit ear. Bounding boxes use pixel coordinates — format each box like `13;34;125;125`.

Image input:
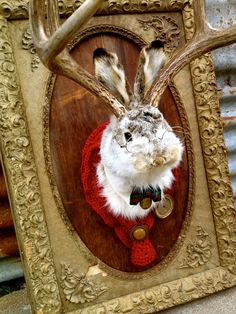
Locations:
134;40;166;102
93;48;131;106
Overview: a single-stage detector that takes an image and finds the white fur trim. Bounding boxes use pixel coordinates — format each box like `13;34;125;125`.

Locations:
96;115;183;220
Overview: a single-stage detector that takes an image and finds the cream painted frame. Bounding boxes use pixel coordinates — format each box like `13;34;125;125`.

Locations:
0;1;235;313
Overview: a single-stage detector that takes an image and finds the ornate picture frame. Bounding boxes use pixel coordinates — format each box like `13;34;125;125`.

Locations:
0;1;235;313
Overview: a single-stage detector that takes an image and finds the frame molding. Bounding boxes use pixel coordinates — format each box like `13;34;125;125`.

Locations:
183;4;236;274
0;16;62;313
73;267;236;313
0;0;191;19
0;0;235;313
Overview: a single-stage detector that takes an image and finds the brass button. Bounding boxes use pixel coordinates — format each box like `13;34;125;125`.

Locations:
140;197;152;210
130;225;148;241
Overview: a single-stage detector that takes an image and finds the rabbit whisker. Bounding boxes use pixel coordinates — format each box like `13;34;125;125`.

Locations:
123;141;132;153
125;145;132;153
157;128;168;141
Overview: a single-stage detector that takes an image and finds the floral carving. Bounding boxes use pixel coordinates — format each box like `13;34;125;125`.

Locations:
179;226;212;269
0;16;61;313
22;27;40;71
138;16;180;54
61;263;108;304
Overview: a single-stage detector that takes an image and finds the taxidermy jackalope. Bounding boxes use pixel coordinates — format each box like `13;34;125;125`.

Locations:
30;0;236;220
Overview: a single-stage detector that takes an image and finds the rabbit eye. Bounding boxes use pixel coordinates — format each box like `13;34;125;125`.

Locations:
124;132;132;142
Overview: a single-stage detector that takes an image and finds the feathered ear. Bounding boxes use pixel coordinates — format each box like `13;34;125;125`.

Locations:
134;40;166;102
93;48;131;106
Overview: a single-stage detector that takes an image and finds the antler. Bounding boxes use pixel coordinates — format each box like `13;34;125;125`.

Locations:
29;0;127;118
145;0;236;106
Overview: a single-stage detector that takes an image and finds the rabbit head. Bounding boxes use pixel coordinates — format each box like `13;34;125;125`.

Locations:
94;41;183;184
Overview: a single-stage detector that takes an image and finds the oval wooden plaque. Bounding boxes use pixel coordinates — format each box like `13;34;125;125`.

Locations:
47;33;192;273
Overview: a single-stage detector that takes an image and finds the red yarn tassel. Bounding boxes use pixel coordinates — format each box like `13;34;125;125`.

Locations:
131;240;157;266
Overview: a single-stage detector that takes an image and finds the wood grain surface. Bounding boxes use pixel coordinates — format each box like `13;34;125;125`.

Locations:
50;33;189;272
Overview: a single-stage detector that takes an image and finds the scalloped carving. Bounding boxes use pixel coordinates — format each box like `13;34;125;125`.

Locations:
0;16;61;313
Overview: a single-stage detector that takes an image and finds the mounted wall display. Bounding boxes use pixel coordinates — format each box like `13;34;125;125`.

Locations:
0;0;235;313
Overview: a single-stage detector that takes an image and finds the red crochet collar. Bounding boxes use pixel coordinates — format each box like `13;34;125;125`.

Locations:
81;122;170;267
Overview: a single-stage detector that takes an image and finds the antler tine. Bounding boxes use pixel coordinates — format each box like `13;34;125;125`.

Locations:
47;0;60;34
193;0;208;34
145;0;236;107
30;0;103;66
29;0;48;45
29;0;127;118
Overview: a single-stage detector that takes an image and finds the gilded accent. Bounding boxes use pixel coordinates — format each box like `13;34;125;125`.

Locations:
61;263;108;304
0;0;191;19
183;3;236;274
0;17;61;313
137;16;180;54
178;226;212;269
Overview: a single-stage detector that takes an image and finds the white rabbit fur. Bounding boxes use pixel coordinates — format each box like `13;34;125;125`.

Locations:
94;42;183;220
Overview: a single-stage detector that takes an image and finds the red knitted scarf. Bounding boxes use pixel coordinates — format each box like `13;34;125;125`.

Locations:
81;122;177;267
